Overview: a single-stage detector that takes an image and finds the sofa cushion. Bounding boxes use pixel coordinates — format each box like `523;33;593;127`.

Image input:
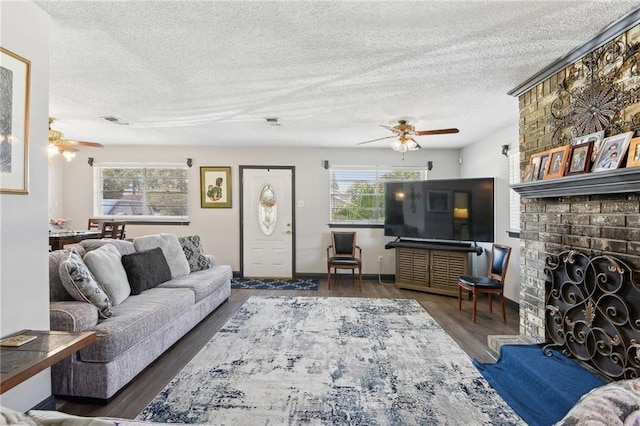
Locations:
121;248;172;294
80;239;135;255
157;264;233;303
58;248;113;319
78;287;195;363
84;244;131;306
133;234;190;278
178;235;211;272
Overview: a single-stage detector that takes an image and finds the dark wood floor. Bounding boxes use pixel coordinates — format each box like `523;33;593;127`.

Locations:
56;279;519;419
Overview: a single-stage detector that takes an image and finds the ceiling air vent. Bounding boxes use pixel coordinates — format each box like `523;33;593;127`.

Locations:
101;116;130;126
264;117;280;126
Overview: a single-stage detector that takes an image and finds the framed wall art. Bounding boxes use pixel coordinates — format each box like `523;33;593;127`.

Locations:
592;132;633;172
544;145;570;179
200;166;231;208
0;47;31;194
626;137;640;168
566;141;593;175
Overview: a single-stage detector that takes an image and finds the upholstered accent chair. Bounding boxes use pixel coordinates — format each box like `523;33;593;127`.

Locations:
326;231;362;291
457;243;511;323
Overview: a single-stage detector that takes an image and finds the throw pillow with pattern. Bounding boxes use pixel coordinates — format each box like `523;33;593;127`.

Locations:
59;248;113;318
178;235;211;272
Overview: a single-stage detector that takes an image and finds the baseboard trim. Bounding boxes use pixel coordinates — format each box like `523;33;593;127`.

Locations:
32;395;56;410
233;271;396;282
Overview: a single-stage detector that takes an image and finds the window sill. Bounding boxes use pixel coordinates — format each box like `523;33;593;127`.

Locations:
93;216;190;226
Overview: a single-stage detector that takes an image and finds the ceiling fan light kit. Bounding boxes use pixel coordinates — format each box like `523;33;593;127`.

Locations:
48;117;103;161
358;119;458;153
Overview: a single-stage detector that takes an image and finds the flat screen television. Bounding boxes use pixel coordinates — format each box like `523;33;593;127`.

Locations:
384;178;494;242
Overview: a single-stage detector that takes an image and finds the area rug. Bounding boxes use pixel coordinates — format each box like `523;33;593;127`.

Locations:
473;343;606;426
231;277;318;291
137;296;523;425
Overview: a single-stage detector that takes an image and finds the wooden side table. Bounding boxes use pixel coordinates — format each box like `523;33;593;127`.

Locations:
0;330;96;394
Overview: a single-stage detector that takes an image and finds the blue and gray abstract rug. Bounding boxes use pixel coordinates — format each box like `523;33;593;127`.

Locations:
137;296;523;425
231;277;318;291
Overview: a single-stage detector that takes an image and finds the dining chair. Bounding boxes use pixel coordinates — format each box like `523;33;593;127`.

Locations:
457;243;512;323
100;221;126;239
326;231;362;291
87;218;102;230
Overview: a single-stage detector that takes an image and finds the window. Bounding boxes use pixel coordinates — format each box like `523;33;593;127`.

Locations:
508;149;521;234
93;163;188;221
329;166;428;225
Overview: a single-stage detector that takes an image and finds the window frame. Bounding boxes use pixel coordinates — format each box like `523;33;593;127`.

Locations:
329;165;428;227
92;162;189;224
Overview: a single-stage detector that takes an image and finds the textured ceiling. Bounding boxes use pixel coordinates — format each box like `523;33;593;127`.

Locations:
33;1;639;150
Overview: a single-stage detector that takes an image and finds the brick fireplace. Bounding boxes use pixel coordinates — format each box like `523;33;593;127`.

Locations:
515;23;640;342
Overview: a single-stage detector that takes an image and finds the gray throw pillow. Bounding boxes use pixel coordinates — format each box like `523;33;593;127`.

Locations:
133;233;190;278
178;235;211;272
58;248;113;318
83;244;131;306
121;247;172;294
80;239;135;255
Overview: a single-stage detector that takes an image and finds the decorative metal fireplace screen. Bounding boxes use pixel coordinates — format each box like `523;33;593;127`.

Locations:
545;250;640;381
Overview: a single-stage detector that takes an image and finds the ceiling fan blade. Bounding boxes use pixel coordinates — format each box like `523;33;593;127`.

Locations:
380;125;401;134
357;135;396;145
415;128;459;136
56;139;104;148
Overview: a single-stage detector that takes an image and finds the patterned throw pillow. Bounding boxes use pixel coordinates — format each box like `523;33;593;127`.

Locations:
555;379;640;425
178;235;211;272
59;248;113;318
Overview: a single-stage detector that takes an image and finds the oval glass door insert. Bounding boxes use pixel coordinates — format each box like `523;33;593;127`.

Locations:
258;184;277;235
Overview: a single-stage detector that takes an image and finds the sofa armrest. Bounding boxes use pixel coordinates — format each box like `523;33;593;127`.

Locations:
50;301;98;332
206;254;217;267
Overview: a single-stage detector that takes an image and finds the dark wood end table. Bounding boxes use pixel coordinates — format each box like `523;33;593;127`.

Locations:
0;329;96;394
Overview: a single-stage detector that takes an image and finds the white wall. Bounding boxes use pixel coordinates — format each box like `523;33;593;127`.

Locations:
57;146;461;275
460;124;521;302
0;1;52;411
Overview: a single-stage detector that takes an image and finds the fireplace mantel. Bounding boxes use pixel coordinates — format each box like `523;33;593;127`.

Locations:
511;167;640;198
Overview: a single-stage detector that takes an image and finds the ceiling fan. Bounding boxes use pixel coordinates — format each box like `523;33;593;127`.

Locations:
48;117;103;161
357;119;459;152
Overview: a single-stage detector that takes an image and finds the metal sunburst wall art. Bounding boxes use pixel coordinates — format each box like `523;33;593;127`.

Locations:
550;37;640;147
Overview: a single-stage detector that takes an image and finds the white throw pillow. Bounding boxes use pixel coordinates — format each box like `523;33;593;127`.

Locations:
133;233;190;278
58;248;113;318
84;244;131;306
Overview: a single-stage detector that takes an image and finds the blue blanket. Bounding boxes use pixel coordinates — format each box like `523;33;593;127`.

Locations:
473;344;606;426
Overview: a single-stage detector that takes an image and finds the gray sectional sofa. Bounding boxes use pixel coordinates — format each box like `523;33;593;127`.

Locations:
48;234;232;400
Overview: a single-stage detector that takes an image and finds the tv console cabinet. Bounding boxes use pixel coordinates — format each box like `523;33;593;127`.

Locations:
385;240;481;296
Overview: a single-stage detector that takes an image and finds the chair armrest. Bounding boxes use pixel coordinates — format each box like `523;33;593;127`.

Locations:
327;245;333;258
355;245;362;260
50;301;98;332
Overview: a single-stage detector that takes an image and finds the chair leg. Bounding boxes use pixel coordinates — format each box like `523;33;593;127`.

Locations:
472;290;478;323
500;293;506;323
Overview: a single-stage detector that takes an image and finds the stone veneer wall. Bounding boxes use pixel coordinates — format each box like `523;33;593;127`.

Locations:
517;25;640;341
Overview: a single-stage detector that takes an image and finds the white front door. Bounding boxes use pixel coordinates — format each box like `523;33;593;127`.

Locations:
241;167;294;278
